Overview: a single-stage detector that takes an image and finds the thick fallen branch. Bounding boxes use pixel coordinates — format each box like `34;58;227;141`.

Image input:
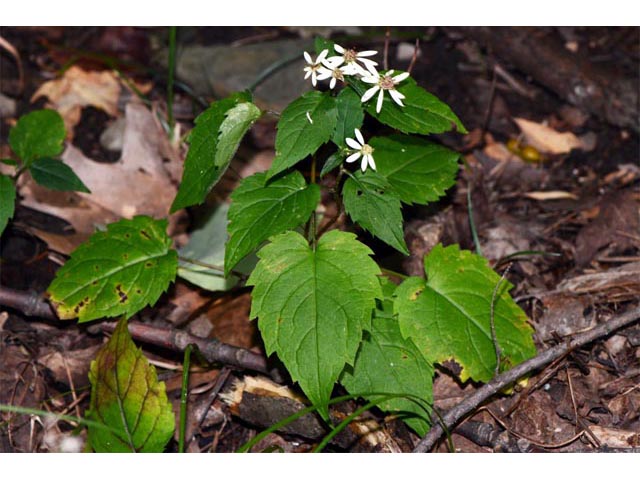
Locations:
451;27;639;132
414;305;640;452
0;285;279;380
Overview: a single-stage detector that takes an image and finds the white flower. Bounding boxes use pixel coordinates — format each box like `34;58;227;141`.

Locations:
360;69;410;113
345;128;376;172
325;44;378;77
303;49;329;87
315;63;349;89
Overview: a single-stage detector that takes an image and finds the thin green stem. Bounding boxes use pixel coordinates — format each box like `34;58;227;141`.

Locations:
178;255;247;281
167;27;177;139
178;343;193;453
248;52;301;93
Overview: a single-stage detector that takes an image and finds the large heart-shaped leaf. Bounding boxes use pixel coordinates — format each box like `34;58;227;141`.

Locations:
394;244;536;382
48;216;178;323
248;230;381;419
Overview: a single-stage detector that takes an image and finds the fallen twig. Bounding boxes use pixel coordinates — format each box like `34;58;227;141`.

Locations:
0;285;282;381
414;305;640;452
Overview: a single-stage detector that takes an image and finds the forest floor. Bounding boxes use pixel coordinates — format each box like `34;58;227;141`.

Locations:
1;26;639;452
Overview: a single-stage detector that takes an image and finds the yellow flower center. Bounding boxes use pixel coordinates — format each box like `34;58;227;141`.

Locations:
361;144;374;156
344;49;358;63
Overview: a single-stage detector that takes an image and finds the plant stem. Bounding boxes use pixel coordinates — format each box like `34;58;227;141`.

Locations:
167;27;177;139
177;255;247;281
467;185;483;256
308;156;318;248
178;343;193;453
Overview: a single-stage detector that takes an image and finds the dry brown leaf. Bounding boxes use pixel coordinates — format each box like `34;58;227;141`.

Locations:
18;101;179;236
589;426;640;448
514;117;584;155
31;66;121;135
524;191;578;201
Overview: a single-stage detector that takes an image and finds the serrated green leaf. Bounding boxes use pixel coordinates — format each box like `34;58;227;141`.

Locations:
332;88;364;147
48;216;178;323
0;174;16;236
268;91;337;179
225;171;319;276
370;135;460;205
341;280;433;436
395;244;536;382
9;109;66;166
29;157;91;193
342;171;409;255
349;77;466;135
178;203;256;291
171;92;259;212
87;317;175;452
248;230;382;419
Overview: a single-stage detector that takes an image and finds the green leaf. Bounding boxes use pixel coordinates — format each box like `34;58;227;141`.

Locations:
178;203;256;291
314;37;336;56
342;171;409;255
268;91;337;179
349;76;467;135
171;92;260;212
225;171;319;276
87;317;175;452
248;230;382;419
1;158;18;166
29;157;91;193
9;109;66;166
370;135;460;205
395;244;536;382
332;88;364;147
341;278;433;436
319;153;343;178
0;174;16;236
48;216;178;323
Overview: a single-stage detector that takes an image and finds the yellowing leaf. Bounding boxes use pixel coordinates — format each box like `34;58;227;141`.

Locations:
87;318;175;452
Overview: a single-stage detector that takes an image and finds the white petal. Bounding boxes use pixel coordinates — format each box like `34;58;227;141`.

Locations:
303;51;312;64
346;137;362;150
317;49;328;63
360;156;368;172
393;72;410;83
366;154;376;171
306;111;313;124
311;74;317;87
354;128;365;145
363;61;379;76
304;69;312;80
316;68;332;80
357;50;378;57
389;89;405;106
329;77;336;89
358;58;378;70
361;85;379;103
361;74;380;84
324;56;344;67
345;152;361;163
376;89;385;113
386;69;395;76
334;44;345;54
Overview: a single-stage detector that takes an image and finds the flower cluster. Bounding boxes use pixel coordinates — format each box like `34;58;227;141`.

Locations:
303;44;410;114
303;43;413;172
